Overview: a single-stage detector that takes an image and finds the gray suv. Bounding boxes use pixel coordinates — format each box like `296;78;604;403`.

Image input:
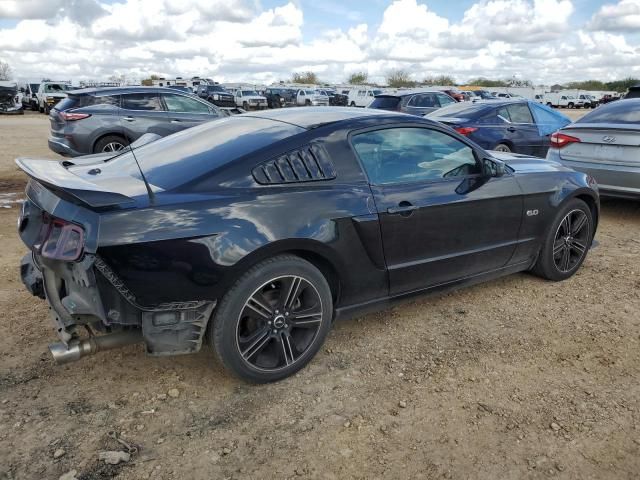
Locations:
368;90;456;116
48;86;223;157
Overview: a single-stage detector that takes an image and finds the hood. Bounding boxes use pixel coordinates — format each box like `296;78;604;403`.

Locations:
244;95;266;101
490;151;571;174
0;86;17;104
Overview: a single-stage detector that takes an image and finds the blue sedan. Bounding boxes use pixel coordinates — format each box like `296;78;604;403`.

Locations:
427;99;570;157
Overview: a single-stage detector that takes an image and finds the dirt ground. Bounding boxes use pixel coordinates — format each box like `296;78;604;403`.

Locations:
0;110;638;480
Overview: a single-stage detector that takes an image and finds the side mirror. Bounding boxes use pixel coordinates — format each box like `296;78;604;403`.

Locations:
483;157;506;177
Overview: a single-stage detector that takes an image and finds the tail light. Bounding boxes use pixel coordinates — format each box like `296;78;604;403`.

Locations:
550;132;580;149
35;213;85;261
455;127;478;136
59;111;91;121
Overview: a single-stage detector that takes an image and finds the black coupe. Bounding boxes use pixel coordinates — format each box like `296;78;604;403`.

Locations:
17;108;599;382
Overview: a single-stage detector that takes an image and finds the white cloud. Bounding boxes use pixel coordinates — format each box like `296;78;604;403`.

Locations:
587;0;640;32
0;0;639;85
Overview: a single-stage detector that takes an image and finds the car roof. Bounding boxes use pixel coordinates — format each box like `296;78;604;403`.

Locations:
67;86;190;96
375;89;447;98
242;106;420;129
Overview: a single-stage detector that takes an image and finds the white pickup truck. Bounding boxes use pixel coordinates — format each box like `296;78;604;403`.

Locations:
543;93;585;109
233;89;267;110
296;89;329;106
37;81;72;114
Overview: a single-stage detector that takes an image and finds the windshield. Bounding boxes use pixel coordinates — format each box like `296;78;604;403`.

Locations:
207;85;226;92
102;116;304;189
304;90;315;95
372;90;383;95
242;90;259;96
44;84;70;93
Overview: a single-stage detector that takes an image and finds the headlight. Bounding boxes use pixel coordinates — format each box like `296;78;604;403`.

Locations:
212;94;219;100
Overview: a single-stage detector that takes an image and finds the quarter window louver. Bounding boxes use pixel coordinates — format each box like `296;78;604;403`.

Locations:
252;144;336;184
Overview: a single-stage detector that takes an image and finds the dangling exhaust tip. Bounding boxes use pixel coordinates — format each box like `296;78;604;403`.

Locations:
48;330;143;365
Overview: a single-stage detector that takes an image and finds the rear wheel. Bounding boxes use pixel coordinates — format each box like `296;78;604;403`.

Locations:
39;103;44;113
305;99;311;106
532;198;593;281
94;135;129;154
210;255;333;383
350;101;356;107
494;143;511;153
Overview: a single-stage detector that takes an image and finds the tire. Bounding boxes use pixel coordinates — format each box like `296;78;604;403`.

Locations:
350;101;356;107
494;143;512;153
242;101;249;110
532;198;593;281
93;135;129;154
568;103;574;109
39;103;44;113
305;99;311;106
44;104;50;115
210;255;333;383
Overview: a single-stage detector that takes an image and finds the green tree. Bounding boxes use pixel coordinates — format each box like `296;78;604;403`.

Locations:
422;75;456;86
386;69;416;88
291;71;319;84
565;80;606;91
605;77;639;93
348;71;368;85
467;77;508;87
141;74;160;86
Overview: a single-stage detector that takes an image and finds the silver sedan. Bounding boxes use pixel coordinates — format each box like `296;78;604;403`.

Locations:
547;98;640;199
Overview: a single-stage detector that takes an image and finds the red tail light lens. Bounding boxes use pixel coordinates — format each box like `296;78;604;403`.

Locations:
59;111;91;121
455;127;478;136
36;214;85;261
550;132;580;149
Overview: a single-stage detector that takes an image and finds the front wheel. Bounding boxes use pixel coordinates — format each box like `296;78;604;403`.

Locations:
532;198;593;281
350;101;356;107
210;255;333;383
494;143;512;153
242;101;249;110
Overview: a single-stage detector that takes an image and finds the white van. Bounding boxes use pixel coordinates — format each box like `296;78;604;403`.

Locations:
348;88;383;107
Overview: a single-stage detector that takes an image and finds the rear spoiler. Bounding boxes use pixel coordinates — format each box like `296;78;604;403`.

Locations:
15;158;135;208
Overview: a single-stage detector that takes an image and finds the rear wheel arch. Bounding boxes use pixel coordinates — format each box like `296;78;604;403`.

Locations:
574;192;599;231
229;241;343;307
92;132;129;153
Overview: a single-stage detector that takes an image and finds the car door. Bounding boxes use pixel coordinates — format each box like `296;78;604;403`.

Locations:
494;105;539;155
351;125;523;295
119;92;170;140
161;93;220;133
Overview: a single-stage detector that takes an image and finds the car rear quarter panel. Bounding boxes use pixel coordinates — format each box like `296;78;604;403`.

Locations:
96;125;390;309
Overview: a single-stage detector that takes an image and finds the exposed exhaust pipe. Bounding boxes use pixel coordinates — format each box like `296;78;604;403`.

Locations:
49;330;143;365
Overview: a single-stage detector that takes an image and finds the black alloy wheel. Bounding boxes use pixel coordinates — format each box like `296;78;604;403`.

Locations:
210;255;333;383
552;209;590;273
237;275;323;371
532;198;593;281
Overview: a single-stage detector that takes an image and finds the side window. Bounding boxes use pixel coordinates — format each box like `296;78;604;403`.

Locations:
92;95;120;107
497;107;511;122
352;128;479;185
506;104;534;123
163;94;211;114
121;93;162;111
409;94;437;108
436;94;455;106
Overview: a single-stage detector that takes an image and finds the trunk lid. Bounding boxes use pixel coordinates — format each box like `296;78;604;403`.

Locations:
557;125;640;167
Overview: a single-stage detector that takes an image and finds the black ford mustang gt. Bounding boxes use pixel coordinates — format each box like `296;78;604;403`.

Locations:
17;107;599;383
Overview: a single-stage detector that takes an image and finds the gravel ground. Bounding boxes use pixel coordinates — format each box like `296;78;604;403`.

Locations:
0;110;639;480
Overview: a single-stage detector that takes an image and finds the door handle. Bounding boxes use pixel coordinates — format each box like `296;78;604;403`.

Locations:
122;116;134;122
170;119;182;124
387;201;418;215
506;127;517;132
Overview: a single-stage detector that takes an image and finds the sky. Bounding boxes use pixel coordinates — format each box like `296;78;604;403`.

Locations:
0;0;639;85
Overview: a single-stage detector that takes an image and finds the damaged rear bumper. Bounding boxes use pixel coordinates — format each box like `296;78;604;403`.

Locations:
20;252;216;363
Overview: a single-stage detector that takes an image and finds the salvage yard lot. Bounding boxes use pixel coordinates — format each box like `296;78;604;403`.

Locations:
0;110;639;480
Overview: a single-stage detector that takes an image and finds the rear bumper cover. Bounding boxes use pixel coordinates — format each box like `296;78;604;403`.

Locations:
48;136;82;157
